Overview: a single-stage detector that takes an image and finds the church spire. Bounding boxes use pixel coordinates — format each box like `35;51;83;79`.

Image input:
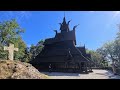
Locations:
59;12;70;32
63;11;66;25
63;16;67;25
64;11;65;17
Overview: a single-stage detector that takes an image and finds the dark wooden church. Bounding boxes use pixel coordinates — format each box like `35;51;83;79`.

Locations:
30;16;93;73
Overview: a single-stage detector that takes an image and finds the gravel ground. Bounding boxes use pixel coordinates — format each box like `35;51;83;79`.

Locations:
42;69;120;79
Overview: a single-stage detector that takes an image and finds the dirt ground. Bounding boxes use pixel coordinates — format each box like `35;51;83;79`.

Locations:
42;69;120;79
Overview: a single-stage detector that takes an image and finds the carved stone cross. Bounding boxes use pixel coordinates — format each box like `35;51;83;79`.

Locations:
4;43;19;60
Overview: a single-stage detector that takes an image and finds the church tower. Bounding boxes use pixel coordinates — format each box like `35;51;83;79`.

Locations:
59;16;70;33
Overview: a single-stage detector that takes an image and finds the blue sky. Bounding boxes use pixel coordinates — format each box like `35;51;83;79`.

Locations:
0;11;120;50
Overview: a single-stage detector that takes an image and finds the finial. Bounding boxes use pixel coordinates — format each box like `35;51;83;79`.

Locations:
73;24;79;30
64;11;65;17
53;30;57;35
67;20;72;25
63;12;66;24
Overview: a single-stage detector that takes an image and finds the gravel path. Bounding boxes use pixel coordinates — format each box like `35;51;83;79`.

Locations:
42;69;120;79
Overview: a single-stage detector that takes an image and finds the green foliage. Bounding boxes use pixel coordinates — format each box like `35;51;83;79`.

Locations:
14;37;27;61
23;40;44;62
21;47;32;62
0;19;24;45
0;44;8;60
87;49;108;68
86;24;120;68
0;19;26;61
29;40;44;60
95;24;120;68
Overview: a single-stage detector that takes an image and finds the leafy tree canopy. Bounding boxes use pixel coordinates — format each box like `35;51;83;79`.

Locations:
0;19;26;61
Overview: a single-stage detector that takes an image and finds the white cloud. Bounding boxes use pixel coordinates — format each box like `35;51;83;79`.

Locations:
112;11;120;18
27;44;31;48
106;11;120;30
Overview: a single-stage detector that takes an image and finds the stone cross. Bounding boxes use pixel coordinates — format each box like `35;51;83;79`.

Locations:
4;43;19;60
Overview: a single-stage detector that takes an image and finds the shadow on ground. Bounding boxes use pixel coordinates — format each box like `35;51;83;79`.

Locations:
42;70;120;79
95;70;120;79
41;71;93;76
42;72;81;76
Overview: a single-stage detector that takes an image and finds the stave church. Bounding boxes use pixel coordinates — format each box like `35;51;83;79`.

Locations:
30;16;93;73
